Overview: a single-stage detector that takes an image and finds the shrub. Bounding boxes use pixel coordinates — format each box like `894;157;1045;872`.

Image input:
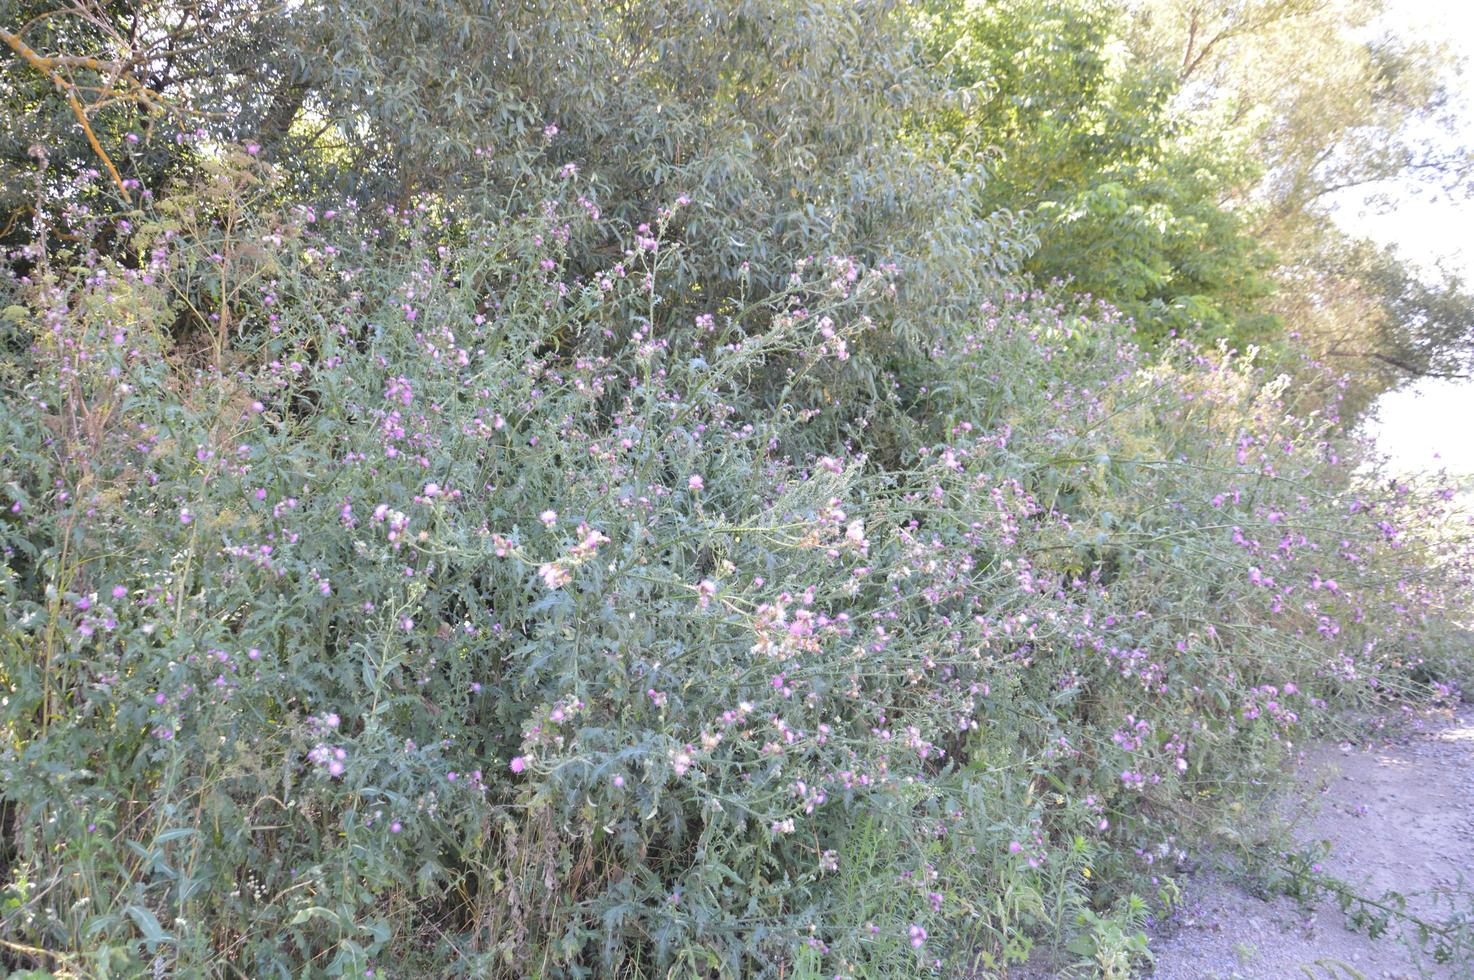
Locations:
1;158;1470;978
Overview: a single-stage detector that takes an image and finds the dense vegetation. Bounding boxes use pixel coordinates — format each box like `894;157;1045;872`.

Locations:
2;1;1472;976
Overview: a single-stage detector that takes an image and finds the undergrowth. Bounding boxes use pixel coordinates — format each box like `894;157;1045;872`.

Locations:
1;155;1471;978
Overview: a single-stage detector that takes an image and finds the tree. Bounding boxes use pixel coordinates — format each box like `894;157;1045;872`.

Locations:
1124;0;1471;234
1276;234;1474;416
1122;0;1474;405
0;1;297;240
919;0;1278;343
3;0;1029;338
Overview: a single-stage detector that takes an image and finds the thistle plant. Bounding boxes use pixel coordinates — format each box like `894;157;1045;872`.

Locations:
1;152;1470;978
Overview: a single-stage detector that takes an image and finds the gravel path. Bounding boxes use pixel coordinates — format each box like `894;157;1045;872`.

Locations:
1148;708;1474;979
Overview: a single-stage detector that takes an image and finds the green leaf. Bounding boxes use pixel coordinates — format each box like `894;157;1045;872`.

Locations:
125;905;174;947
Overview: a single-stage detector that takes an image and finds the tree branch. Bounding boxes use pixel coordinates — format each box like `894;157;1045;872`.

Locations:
1;25;132;203
1325;348;1471;380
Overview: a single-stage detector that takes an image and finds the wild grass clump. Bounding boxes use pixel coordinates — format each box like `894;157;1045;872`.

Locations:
2;158;1470;978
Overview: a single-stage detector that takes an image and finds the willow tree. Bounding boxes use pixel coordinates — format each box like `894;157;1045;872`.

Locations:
3;0;1033;341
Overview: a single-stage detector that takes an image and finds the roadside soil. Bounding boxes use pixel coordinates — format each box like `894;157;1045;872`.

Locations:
1148;707;1474;979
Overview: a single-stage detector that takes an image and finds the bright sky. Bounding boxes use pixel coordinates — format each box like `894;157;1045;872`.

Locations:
1337;0;1474;481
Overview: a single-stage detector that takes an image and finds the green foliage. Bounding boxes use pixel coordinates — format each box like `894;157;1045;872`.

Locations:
1123;0;1474;403
919;0;1278;343
1243;843;1474;969
1;2;1472;977
1277;232;1474;417
1;0;1025;339
7;0;1471;406
1;153;1469;976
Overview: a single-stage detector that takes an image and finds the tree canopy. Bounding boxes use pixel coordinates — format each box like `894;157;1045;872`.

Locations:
4;0;1472;406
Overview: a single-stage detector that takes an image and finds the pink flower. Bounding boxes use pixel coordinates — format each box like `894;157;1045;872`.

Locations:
688;474;704;491
509;756;526;773
572;526;610;558
538;563;571;589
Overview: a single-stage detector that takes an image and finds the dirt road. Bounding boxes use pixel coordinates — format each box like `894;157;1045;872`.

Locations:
1149;709;1474;979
